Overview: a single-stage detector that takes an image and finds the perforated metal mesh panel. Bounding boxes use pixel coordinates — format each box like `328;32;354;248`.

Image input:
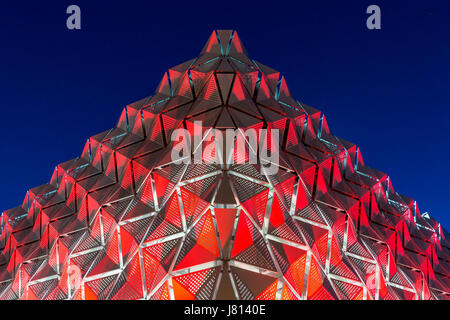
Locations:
0;30;449;300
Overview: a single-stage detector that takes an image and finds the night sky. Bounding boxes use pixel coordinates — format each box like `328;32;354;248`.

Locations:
0;1;449;228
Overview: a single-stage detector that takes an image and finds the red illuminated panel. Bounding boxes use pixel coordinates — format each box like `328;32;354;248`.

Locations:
0;30;448;300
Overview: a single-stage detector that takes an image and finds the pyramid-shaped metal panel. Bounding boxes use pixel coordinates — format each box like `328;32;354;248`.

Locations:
0;30;449;300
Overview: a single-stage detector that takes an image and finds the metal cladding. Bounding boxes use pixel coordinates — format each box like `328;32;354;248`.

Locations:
1;30;449;300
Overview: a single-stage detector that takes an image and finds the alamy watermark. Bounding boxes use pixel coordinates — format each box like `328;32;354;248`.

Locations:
366;5;381;30
66;5;81;30
66;5;380;31
171;122;280;175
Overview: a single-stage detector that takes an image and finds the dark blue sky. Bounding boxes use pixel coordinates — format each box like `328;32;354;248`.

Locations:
0;1;449;227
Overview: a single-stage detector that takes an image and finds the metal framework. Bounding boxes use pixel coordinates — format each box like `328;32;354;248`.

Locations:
0;30;449;300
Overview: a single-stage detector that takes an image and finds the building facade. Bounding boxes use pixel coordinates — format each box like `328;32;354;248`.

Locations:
0;30;449;300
